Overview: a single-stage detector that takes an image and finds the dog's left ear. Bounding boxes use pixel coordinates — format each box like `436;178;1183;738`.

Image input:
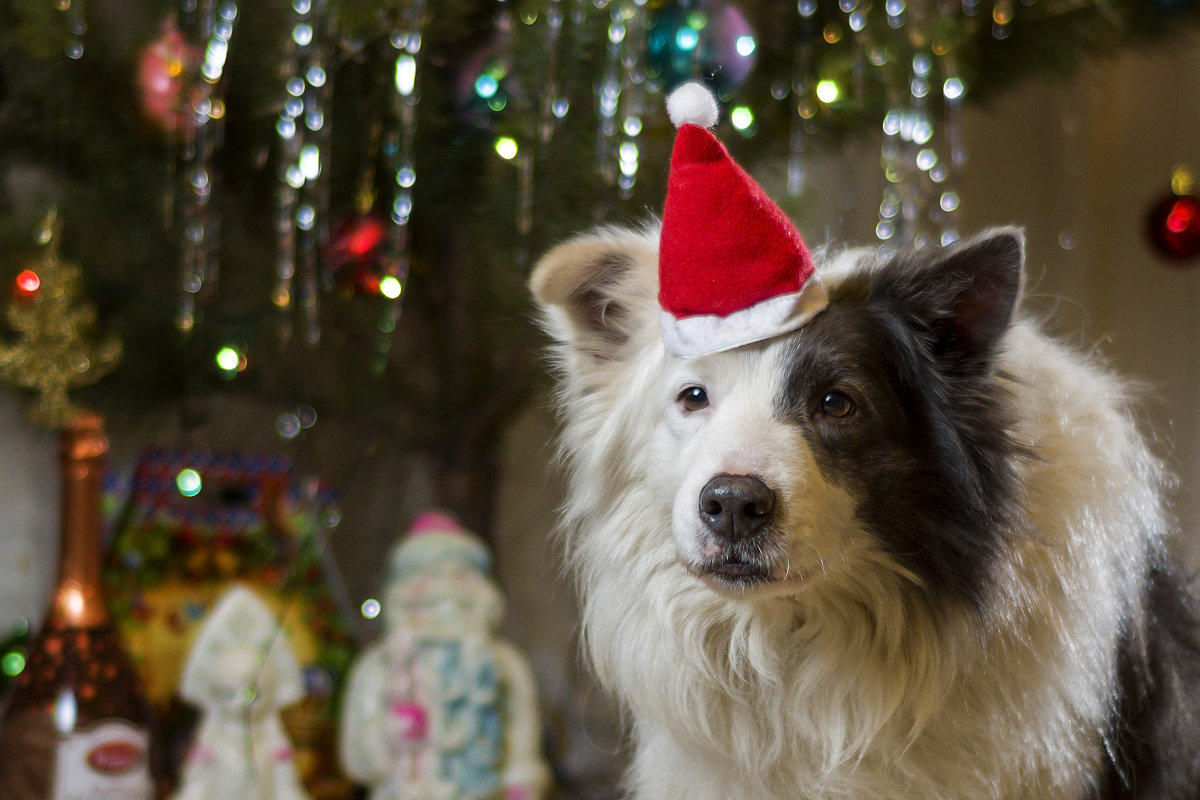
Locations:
905;227;1025;370
529;227;659;369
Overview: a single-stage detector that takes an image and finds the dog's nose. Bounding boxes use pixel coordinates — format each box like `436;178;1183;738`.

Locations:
698;474;775;543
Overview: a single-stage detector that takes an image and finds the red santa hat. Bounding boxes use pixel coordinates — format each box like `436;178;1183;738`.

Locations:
658;82;828;358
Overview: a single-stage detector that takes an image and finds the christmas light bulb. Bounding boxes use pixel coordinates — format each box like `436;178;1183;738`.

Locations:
14;270;40;300
176;468;203;497
215;346;241;372
495;137;518;160
730;107;754;131
361;598;381;619
379;276;403;299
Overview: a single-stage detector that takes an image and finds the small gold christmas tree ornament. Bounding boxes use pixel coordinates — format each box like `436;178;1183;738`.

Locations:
0;208;122;429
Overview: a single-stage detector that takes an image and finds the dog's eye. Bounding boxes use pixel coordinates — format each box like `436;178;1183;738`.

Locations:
677;385;709;412
820;391;855;418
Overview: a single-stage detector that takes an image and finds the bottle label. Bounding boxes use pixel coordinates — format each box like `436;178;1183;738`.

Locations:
52;720;153;800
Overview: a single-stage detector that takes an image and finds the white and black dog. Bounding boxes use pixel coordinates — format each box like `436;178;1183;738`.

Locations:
530;225;1200;799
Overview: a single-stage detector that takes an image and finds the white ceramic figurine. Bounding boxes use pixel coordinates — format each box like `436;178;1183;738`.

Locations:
340;511;550;800
171;584;311;800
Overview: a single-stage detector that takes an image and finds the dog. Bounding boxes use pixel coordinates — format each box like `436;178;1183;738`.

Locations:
530;225;1200;799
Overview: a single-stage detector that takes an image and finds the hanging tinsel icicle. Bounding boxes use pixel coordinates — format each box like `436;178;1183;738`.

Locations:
273;0;333;346
871;0;969;250
539;0;569;148
501;0;536;272
616;1;648;200
176;0;239;333
372;0;428;374
58;0;87;60
521;0;570;268
788;0;820;198
935;48;966;246
595;0;624;195
594;0;653;206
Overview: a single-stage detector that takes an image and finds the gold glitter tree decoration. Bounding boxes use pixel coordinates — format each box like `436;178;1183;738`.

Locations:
0;209;122;429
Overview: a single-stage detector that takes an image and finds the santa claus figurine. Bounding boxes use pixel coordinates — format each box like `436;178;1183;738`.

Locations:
340;511;550;800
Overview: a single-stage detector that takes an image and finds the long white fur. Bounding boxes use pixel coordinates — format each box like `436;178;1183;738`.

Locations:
531;227;1167;800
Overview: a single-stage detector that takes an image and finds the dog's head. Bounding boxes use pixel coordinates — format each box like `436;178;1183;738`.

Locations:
531;226;1027;611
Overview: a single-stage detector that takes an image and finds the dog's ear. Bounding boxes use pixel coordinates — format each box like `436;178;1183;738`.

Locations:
930;227;1025;365
529;227;659;365
886;227;1025;371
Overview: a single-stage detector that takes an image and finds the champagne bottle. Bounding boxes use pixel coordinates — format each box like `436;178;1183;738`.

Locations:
0;411;155;799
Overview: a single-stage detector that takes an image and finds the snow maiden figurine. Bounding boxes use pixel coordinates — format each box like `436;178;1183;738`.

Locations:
171;585;311;800
340;511;550;800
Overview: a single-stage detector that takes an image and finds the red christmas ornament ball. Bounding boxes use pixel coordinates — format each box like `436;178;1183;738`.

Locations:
1147;191;1200;262
327;213;389;295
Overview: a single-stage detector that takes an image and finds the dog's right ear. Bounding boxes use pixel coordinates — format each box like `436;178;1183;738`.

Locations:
529;227;659;365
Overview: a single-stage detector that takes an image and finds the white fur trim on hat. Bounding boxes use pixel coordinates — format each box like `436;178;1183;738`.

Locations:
659;275;829;358
666;82;720;130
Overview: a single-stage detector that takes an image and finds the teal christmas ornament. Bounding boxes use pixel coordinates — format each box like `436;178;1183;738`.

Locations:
646;0;757;96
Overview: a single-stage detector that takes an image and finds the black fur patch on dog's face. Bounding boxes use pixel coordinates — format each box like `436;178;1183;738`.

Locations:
775;245;1026;610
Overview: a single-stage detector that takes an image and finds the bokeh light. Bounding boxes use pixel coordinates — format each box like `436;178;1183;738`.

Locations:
14;270;40;300
215;346;241;373
730;106;754;131
495;137;518;160
176;468;202;498
379;276;403;299
474;73;498;99
2;650;25;677
816;79;840;104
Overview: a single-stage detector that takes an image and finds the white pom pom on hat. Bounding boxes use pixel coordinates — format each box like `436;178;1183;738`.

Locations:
665;81;720;130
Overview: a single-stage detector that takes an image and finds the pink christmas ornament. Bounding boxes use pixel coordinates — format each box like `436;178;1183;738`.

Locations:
136;18;198;133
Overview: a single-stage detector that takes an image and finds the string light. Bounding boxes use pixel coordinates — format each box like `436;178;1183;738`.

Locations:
730;106;755;132
474;73;499;99
1;651;25;677
495;137;519;160
361;598;382;619
276;412;302;439
175;468;203;497
276;404;317;440
14;270;41;300
214;345;247;375
815;79;840;104
379;276;403;299
54;688;77;734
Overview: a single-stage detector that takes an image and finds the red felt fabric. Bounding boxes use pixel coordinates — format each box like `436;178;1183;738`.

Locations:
659;124;815;319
